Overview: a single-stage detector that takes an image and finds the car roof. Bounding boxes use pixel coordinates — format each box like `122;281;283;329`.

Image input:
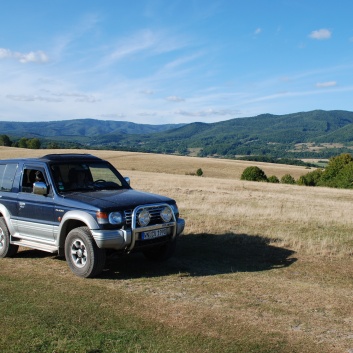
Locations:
0;154;102;164
40;154;102;162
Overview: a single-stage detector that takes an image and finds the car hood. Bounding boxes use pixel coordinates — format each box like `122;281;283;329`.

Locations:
63;188;173;210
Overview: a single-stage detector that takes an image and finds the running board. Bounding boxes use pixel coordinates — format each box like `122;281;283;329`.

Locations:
11;239;58;253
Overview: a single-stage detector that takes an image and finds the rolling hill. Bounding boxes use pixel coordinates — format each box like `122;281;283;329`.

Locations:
2;110;353;158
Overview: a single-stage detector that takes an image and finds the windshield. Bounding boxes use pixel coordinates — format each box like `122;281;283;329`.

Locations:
50;161;129;193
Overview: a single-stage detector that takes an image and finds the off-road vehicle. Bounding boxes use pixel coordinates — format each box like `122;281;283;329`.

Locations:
0;154;185;277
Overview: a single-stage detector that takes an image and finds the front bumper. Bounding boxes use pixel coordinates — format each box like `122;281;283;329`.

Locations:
92;217;185;251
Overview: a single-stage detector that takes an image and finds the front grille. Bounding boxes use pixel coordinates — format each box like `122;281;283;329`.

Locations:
124;205;167;227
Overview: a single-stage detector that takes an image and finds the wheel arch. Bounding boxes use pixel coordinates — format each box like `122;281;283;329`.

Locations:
0;204;14;234
57;211;99;256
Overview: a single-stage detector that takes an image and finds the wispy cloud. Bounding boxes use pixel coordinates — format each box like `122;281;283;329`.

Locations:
140;90;155;95
101;28;192;67
98;113;126;119
254;28;262;35
176;108;241;117
316;81;337;88
0;48;49;63
105;29;157;64
50;13;101;62
309;29;332;40
6;90;99;104
6;94;61;102
166;96;185;102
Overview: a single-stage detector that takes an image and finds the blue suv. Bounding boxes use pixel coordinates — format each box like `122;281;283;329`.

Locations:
0;154;185;277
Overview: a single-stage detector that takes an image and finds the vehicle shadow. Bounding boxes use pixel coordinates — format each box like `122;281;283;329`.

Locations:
102;232;297;280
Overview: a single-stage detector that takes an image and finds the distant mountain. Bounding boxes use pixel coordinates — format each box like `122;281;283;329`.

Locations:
2;110;353;159
0;119;185;138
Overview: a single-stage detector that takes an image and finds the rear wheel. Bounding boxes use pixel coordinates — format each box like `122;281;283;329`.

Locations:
0;217;18;258
65;227;106;278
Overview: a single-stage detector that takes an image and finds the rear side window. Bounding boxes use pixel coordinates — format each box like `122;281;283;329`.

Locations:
0;164;18;191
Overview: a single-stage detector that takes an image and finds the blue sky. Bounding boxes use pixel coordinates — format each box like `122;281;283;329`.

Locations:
1;0;353;124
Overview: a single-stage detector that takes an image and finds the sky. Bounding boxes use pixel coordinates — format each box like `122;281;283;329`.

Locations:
1;0;353;125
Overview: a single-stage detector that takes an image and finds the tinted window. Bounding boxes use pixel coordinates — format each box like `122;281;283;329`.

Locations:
50;162;128;192
0;164;18;191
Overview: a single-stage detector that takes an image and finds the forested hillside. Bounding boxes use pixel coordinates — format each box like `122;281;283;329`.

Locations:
1;110;353;158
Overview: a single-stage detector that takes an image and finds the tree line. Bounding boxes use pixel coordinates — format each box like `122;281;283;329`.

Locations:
0;135;41;149
241;153;353;189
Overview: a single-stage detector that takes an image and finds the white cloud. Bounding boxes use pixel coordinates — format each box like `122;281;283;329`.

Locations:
49;91;100;103
166;95;185;102
176;108;240;117
98;113;126;119
316;81;337;88
254;28;262;35
140;90;155;95
309;29;332;40
101;28;191;68
0;48;49;63
6;94;62;102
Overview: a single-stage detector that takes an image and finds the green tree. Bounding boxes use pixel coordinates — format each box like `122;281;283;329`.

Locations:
281;174;296;184
297;169;324;186
268;175;279;183
27;138;41;149
18;137;29;148
318;153;353;187
47;142;60;149
0;134;12;146
241;166;268;182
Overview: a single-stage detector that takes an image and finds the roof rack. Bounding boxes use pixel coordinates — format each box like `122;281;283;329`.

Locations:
40;153;101;161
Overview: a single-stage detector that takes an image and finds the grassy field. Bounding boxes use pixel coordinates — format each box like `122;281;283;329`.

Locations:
1;147;353;353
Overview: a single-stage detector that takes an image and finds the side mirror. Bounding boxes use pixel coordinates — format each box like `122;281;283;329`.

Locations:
33;181;48;196
124;177;130;186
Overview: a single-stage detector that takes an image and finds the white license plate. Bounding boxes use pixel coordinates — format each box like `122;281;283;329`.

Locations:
141;228;168;240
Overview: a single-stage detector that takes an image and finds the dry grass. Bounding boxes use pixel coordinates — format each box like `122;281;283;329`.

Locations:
0;146;310;180
1;147;353;352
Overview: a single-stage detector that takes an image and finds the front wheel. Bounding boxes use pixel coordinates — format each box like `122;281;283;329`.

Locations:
0;217;18;258
65;227;106;278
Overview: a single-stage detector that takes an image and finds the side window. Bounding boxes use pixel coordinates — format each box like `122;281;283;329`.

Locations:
21;168;47;193
0;164;18;192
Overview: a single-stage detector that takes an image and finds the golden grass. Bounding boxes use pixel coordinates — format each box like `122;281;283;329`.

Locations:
1;147;353;352
0;146;310;179
1;146;351;256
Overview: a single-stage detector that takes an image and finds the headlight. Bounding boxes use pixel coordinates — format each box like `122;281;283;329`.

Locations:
109;212;123;225
170;204;179;217
138;209;150;227
160;206;173;222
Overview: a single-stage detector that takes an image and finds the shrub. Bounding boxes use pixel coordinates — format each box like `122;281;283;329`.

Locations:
241;166;268;182
297;169;324;186
268;175;279;183
196;168;203;177
281;174;296;184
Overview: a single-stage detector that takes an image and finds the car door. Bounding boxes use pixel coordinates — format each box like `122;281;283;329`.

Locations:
16;165;55;242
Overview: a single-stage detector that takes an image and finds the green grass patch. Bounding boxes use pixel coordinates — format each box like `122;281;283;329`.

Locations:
0;260;317;353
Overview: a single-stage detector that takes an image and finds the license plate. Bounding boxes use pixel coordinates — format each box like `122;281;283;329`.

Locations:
141;228;168;240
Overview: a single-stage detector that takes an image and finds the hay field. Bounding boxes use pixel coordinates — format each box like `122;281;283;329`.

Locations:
1;147;353;352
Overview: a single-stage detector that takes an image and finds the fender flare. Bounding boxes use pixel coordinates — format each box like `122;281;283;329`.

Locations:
0;203;14;234
58;210;99;246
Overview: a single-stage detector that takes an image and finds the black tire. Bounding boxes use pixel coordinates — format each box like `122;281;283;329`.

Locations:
143;239;177;262
64;226;106;278
0;217;18;258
